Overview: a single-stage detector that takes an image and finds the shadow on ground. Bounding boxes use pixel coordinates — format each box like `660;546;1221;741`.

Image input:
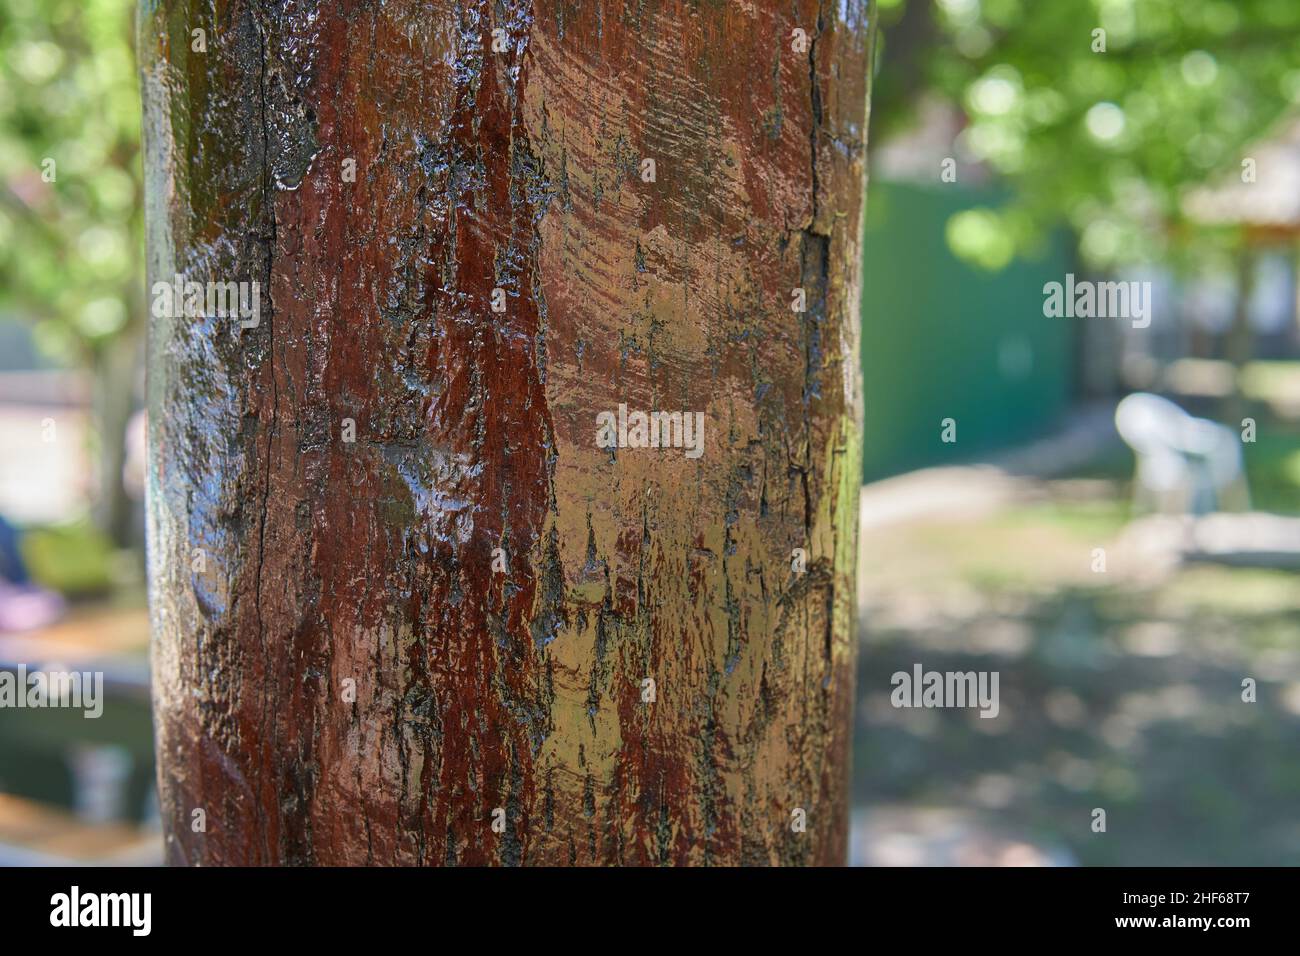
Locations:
853;466;1300;866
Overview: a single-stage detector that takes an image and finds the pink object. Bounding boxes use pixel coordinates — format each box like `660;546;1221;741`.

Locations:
0;581;66;632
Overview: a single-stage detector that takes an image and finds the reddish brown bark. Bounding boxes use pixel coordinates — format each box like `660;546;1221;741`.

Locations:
142;0;873;865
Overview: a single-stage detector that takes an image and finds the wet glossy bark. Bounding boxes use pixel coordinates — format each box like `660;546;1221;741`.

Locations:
141;0;874;865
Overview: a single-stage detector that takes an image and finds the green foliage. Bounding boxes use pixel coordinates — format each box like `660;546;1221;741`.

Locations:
873;0;1300;270
0;0;141;362
22;518;116;595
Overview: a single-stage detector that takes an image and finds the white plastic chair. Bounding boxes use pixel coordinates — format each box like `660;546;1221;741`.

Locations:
1114;393;1249;514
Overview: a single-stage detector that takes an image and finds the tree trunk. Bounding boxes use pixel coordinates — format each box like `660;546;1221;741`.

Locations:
1225;247;1256;428
141;0;873;866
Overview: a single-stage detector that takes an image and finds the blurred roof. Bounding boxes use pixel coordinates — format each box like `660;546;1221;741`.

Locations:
872;97;994;186
1184;116;1300;232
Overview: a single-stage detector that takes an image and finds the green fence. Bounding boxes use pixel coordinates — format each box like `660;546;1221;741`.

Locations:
860;180;1074;481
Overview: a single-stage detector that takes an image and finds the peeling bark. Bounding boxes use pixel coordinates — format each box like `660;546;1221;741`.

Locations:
141;0;874;866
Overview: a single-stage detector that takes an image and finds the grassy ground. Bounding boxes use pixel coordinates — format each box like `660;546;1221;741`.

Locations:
854;413;1300;866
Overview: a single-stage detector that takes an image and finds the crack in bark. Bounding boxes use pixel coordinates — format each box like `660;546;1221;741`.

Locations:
250;0;278;865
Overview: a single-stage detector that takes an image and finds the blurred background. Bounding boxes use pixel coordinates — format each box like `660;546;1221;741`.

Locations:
0;0;153;864
851;0;1300;866
0;0;1298;864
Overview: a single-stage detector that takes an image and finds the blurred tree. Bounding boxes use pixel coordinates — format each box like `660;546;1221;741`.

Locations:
872;0;1300;272
0;0;143;545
